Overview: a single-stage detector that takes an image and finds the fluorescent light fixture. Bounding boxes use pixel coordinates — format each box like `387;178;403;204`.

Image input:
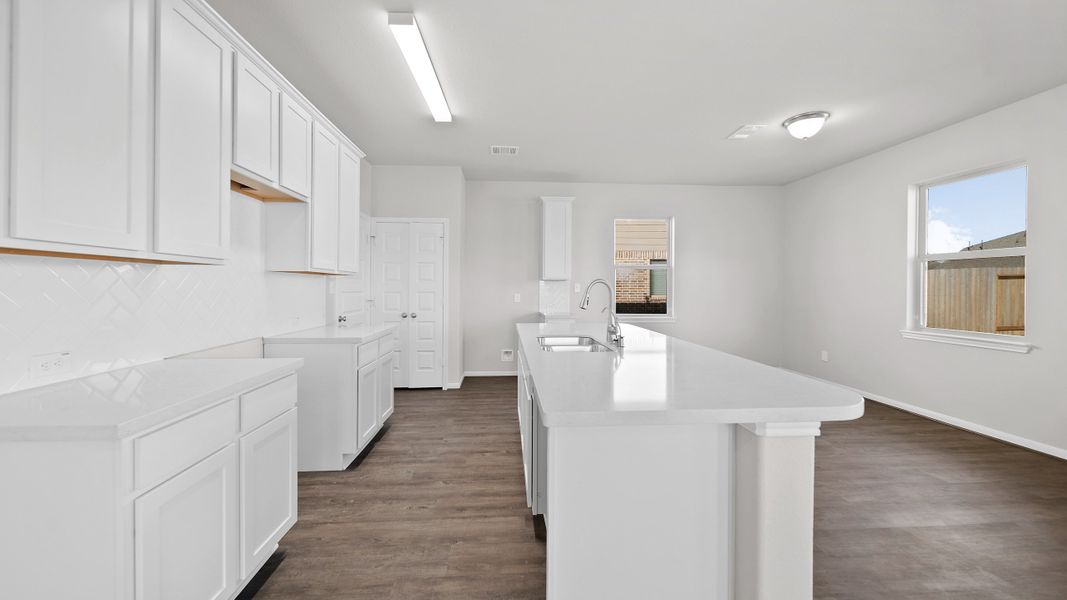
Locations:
388;12;452;123
782;111;830;139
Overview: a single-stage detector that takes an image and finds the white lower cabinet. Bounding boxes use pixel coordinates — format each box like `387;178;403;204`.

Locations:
136;444;240;600
263;328;397;471
518;349;548;519
239;408;298;578
0;367;301;600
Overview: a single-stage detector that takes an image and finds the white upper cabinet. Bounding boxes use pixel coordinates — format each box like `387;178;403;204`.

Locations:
8;0;150;251
337;145;361;273
541;196;574;280
278;93;313;199
310;123;340;272
232;52;279;183
155;0;232;260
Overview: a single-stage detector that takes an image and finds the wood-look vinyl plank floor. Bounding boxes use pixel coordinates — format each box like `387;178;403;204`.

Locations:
241;377;1067;599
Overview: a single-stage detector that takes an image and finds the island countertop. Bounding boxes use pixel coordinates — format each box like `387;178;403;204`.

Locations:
0;358;304;440
516;322;863;427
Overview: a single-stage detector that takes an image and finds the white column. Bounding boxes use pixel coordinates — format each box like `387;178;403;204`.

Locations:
734;422;820;600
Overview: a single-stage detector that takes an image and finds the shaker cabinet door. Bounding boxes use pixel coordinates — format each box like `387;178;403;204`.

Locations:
337;145;361;273
155;0;232;259
135;444;239;600
239;408;298;578
357;359;380;449
279;93;313;199
9;0;150;250
309;123;340;271
232;52;279;183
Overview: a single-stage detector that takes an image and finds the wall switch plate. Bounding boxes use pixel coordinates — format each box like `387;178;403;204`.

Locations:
513;293;521;303
574;283;581;293
501;349;514;362
820;350;830;362
30;352;72;378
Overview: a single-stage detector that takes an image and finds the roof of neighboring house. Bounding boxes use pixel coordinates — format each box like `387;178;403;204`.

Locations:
963;230;1026;251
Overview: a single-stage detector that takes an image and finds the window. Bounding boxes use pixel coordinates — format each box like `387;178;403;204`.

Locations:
613;218;673;319
904;164;1029;352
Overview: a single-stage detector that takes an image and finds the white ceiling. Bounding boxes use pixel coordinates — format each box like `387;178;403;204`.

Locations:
208;0;1067;185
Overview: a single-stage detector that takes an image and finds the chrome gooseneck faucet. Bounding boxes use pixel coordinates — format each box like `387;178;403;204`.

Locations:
580;278;624;347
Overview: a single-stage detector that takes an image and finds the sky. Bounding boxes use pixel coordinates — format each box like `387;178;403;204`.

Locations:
926;166;1028;254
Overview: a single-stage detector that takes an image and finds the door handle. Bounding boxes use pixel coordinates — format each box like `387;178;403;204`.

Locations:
410;313;417;319
401;313;408;318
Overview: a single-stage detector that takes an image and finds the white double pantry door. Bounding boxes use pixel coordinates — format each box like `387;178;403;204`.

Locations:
372;220;446;388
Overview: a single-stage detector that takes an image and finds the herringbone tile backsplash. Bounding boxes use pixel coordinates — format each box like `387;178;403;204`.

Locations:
0;194;326;393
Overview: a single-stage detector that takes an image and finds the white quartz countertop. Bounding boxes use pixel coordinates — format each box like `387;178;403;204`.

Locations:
264;323;398;344
517;322;863;427
0;358;303;440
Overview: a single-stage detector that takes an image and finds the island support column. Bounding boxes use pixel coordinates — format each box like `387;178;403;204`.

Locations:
734;422;821;600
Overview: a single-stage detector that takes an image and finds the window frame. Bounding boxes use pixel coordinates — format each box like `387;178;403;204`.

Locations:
612;217;675;322
901;162;1031;353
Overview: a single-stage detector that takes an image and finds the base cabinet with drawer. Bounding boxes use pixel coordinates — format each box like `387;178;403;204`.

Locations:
263;325;397;471
0;360;301;600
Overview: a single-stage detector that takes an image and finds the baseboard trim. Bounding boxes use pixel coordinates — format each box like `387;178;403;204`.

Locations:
445;376;464;390
783;369;1067;461
463;370;518;377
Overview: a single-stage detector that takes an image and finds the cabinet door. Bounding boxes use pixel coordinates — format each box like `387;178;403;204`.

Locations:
310;123;340;271
278;93;312;198
540;197;572;280
155;0;232;259
378;351;395;423
9;0;150;250
239;408;297;578
135;444;239;600
357;359;380;449
232;52;279;183
337;145;361;273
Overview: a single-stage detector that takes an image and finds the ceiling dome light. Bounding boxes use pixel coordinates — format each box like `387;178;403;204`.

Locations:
783;111;830;140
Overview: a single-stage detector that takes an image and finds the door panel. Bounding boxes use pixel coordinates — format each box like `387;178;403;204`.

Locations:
155;0;231;259
407;222;444;388
232;52;279;182
135;444;239;600
337;146;361;273
278;93;312;198
10;0;149;250
357;360;380;449
239;409;297;578
310;123;339;271
378;352;395;422
373;222;410;387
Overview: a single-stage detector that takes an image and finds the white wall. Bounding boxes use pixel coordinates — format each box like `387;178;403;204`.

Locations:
0;192;326;393
463;181;785;374
372;165;466;387
782;83;1067;456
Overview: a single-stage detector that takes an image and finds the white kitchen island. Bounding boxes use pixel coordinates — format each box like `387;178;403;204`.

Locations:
516;322;863;600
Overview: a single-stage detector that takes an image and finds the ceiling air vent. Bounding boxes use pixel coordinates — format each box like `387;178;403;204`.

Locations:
489;145;519;156
727;125;767;140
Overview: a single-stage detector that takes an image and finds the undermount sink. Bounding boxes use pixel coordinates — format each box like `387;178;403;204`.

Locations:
537;336;615;353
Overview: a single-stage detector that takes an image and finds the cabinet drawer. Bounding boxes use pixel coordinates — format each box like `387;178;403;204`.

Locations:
135;399;239;491
240;374;297;433
357;340;379;368
378;336;396;357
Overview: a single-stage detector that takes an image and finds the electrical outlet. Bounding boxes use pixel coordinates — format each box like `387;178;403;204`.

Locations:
574;283;581;293
500;349;514;362
820;350;830;362
513;293;521;303
30;352;72;378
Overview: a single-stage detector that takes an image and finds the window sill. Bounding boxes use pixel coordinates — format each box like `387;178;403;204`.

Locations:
619;315;676;324
899;328;1032;354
